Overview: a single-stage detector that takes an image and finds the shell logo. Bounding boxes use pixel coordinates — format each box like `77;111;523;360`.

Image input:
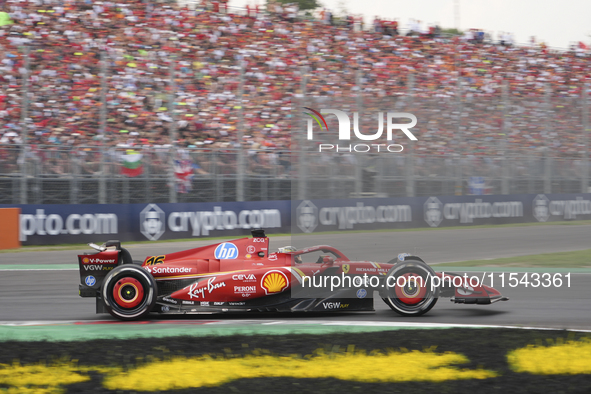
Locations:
82;257;90;264
261;270;289;294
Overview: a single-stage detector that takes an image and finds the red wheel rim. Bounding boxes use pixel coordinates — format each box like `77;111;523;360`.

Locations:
113;277;144;308
393;273;427;305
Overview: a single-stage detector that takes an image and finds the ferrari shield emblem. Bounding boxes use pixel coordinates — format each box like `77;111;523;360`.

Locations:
342;264;350;274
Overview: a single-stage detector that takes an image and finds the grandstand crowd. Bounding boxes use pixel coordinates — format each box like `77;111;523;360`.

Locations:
0;0;590;168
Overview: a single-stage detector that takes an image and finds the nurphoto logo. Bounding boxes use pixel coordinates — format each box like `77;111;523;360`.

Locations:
303;108;417;153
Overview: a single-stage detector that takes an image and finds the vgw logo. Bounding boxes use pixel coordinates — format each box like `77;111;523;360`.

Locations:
303;107;417;153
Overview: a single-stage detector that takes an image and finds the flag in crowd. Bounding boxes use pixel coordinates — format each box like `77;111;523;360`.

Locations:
175;158;194;194
121;150;143;177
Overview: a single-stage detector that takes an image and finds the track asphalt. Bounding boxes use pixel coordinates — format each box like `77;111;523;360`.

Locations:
1;225;590;330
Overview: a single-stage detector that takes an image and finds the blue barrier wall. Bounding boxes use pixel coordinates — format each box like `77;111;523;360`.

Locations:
1;201;290;245
292;194;591;233
3;193;591;245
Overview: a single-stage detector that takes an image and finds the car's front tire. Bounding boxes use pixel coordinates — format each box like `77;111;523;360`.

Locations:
101;265;157;321
382;257;439;317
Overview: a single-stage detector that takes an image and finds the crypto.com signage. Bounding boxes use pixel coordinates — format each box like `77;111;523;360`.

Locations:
303;107;417;153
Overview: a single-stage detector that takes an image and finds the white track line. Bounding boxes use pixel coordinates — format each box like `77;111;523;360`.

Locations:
1;319;590;332
0;268;78;271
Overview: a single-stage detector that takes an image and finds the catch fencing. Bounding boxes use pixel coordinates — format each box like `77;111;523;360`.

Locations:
1;44;590;204
0;146;589;204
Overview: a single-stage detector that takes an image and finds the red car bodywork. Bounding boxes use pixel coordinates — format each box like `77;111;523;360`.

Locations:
78;233;508;320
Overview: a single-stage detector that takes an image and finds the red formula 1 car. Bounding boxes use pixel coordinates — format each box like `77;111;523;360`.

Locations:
78;230;509;320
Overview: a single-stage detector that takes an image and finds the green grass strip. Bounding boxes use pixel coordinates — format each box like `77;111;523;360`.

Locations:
436;249;591;269
0;323;463;342
432;267;591;273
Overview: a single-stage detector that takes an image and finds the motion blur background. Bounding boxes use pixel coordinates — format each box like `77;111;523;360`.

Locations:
1;6;591;393
0;0;590;205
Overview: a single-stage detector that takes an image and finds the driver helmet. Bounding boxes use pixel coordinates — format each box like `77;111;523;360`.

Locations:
278;246;302;264
278;246;297;253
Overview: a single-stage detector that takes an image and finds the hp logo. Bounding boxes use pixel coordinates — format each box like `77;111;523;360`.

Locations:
214;243;239;259
85;275;96;286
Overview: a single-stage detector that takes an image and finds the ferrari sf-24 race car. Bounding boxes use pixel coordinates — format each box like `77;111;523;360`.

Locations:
78;230;509;320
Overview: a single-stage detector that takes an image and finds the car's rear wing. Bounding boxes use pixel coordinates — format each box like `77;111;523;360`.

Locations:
78;240;127;297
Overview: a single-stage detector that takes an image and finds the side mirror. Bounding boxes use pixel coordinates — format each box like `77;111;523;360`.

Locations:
321;255;334;265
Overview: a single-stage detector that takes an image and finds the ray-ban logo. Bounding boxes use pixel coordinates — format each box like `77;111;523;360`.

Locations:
303;108;417;153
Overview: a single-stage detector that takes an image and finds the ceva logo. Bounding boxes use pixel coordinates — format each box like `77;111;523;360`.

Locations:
214;242;239;259
303;107;417;153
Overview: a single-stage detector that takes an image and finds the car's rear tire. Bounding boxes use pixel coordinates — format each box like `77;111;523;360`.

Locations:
101;265;157;321
382;258;439;317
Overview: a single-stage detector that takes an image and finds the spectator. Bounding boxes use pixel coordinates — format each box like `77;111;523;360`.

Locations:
0;0;589;165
